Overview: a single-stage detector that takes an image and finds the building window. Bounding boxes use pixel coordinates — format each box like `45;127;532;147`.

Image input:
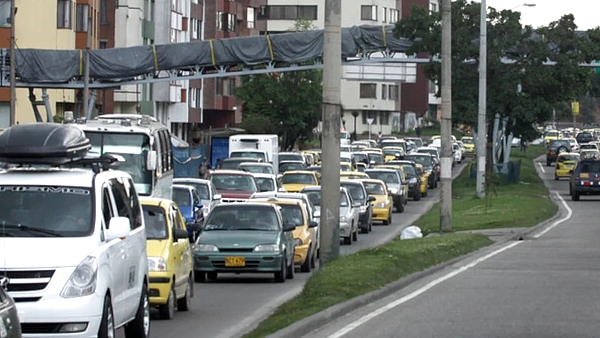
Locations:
429;80;436;94
268;5;317;20
380;112;390;125
57;0;72;29
381;7;386;23
389;9;399;23
191;18;198;39
170;29;176;43
217;12;236;32
381;84;388;100
216;78;223;96
76;4;90;32
247;7;255;29
389;85;399;101
100;0;107;24
0;1;11;27
99;41;107;49
361;5;377;21
223;78;235;96
360;83;377;99
430;3;438;13
361;110;378;125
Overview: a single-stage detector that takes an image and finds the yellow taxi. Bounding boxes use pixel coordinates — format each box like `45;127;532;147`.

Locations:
383;147;405;162
356;162;367;172
461;137;475;155
304;150;321;165
544;130;561;144
252;197;318;272
340;171;370;180
555;153;579;180
280;170;320;192
580;149;599;160
415;163;429;197
359;179;393;225
340;161;355;172
140;197;194;320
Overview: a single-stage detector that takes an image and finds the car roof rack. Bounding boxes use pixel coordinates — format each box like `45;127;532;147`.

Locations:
0;123;91;165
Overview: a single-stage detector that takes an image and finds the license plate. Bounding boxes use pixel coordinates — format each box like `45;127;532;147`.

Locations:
225;256;245;267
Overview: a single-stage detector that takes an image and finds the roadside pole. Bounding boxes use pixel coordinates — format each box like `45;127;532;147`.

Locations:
9;0;15;126
82;14;92;118
319;0;342;265
476;0;487;198
439;0;453;232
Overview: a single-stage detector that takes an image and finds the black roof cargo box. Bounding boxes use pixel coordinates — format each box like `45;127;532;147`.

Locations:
0;123;91;165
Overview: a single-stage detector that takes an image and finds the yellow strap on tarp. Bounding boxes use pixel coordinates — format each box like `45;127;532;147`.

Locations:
79;50;83;76
209;39;216;66
152;45;159;71
266;35;274;61
382;25;387;48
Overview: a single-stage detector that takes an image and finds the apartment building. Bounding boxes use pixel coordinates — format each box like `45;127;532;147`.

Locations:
0;0;102;126
257;0;403;136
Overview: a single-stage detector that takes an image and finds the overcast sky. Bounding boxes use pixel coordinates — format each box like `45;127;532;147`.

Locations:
485;0;597;30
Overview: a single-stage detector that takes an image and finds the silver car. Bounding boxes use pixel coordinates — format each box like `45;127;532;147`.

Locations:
0;279;21;338
173;178;222;218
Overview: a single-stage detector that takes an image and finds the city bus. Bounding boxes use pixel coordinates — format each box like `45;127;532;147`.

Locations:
76;114;174;199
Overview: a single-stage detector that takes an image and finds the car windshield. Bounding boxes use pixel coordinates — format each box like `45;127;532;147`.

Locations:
177;182;210;200
282;173;316;184
279;154;303;162
401;165;417;177
239;164;274;175
353;153;368;163
462;138;473;144
559;155;579;162
230;151;266;161
366;171;399;184
221;160;250;169
418;149;437;157
279;204;304;226
204;206;279;231
383;149;403;156
404;155;432;167
0;186;93;237
367;153;384;164
142;205;169;240
577;161;600;173
255;177;276;192
340;192;350;207
303;191;321;206
210;174;258;192
280;162;305;172
340;156;352;163
173;188;191;207
364;182;386;195
341;184;366;202
546;131;559;137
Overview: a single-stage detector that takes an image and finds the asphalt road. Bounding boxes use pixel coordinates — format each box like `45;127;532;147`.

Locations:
117;161;468;338
300;156;600;338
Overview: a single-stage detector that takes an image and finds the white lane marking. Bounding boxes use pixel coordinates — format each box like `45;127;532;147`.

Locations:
537;162;546;174
532;191;573;239
326;241;522;338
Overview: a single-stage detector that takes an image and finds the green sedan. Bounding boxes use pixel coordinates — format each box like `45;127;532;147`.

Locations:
193;203;296;283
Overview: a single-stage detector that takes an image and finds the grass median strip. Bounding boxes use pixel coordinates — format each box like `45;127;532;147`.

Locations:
416;145;557;235
243;234;493;338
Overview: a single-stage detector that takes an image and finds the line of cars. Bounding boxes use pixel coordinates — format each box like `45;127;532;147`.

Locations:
544;129;600;201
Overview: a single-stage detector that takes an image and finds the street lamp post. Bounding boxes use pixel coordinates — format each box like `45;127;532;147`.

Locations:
476;1;536;199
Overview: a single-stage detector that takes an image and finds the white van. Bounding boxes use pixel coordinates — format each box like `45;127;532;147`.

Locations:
0;123;150;338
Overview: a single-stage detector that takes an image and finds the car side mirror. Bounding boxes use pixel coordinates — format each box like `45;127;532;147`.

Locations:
214;194;222;200
283;222;296;232
352;201;362;208
368;196;376;202
309;221;318;228
106;217;130;241
146;150;157;171
174;228;190;241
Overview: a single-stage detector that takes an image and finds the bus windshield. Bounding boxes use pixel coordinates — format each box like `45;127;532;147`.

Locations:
86;132;153;195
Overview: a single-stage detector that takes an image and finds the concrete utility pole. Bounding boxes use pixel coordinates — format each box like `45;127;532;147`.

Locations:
476;0;487;198
82;14;92;118
9;0;15;125
439;0;452;232
319;0;341;265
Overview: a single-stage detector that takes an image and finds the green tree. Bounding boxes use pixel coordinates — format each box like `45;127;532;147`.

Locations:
394;0;600;160
235;20;323;150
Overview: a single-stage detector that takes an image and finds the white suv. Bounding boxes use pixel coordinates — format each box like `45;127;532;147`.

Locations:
0;123;150;338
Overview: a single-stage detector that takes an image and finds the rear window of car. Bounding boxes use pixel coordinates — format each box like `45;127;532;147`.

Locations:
576;161;600;174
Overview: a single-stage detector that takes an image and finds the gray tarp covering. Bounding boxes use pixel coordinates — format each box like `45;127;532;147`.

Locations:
14;24;412;84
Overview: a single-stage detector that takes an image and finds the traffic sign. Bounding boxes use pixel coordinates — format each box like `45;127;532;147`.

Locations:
367;118;374;125
594;60;600;74
571;101;580;116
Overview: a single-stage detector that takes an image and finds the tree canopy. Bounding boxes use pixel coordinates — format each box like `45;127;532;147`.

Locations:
235;20;322;150
394;0;600;141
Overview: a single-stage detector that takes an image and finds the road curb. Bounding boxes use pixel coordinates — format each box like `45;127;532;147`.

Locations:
266;153;560;338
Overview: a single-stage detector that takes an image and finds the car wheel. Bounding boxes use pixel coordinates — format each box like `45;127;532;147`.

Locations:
572;191;580;201
310;249;317;269
207;272;218;281
158;286;176;320
177;276;193;312
352;226;358;242
554;175;559;181
301;245;312;273
124;285;150;338
286;254;295;279
274;253;286;283
98;295;115;338
194;271;205;283
414;191;421;201
546;160;552;167
343;235;352;245
397;201;405;213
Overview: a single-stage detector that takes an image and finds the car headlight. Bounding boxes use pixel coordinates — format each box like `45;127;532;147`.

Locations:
359;205;367;213
294;238;303;247
195;244;219;252
389;188;398;195
254;244;280;252
340;215;349;222
148;257;167;272
376;202;387;208
61;256;97;298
